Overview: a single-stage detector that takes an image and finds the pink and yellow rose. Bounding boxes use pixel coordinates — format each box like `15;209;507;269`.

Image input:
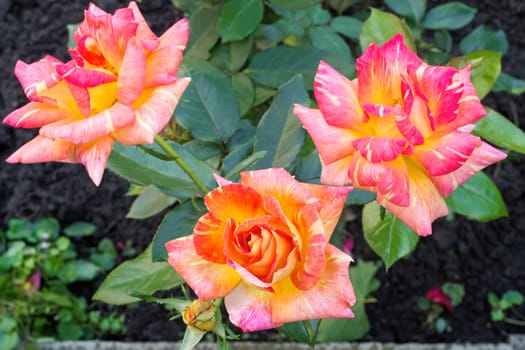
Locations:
294;34;507;236
3;2;190;185
166;168;356;332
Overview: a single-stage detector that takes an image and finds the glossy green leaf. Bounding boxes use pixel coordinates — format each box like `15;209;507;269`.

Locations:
493;72;525;95
346;189;376;206
0;317;19;350
449;51;501;100
61;260;101;283
0;241;24;270
328;0;360;14
359;8;416;52
362;201;419;269
211;37;253;73
246;46;325;89
309;26;352;61
107;143;201;199
57;322;84;340
152;200;204;262
63;221;96;237
186;6;220;59
445;172;508;222
93;245;184;305
231;73;255;117
421;2;476;30
331;16;363;40
126;186;177;219
254;75;308;169
474;108;525;153
316;260;379;341
183;140;223;169
459;25;508;55
385;0;427;22
269;0;321;10
218;0;263;42
279;320;319;345
177;58;241;143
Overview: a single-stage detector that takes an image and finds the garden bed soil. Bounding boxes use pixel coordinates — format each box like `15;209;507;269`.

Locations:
1;0;524;344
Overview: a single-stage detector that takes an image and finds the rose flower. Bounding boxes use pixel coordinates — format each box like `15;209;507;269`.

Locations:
294;34;506;236
166;168;356;332
3;2;190;185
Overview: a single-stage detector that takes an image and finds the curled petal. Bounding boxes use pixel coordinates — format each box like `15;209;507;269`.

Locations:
382;163;449;236
56;61;116;87
314;61;365;130
14;56;63;100
40;102;135;144
76;136;114;186
113;77;190;145
352;136;408;163
225;282;280;332
193;213;227;264
127;1;159;51
6;135;76;164
117;38;146;105
3;102;72;128
291;230;326;291
272;244;355;323
166;236;241;300
433;142;507;196
293;105;357;166
415;132;481;176
144;18;189;87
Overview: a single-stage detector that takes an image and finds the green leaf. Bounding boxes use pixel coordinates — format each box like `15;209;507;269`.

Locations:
473;108;525;153
493;72;525;95
152;200;204;262
269;0;321;10
211;37;253;73
502;290;524;306
459;25;508;55
331;16;362;40
34;218;61;240
328;0;360;14
93;245;184;305
254;75;308;169
6;218;35;241
61;260;101;283
362;202;419;269
0;317;19;350
63;221;96;237
385;0;427;22
279;320;319;346
246;46;325;89
316;260;379;341
0;241;25;270
127;186;177;219
359;8;416;52
186;6;220;59
445;171;508;222
177;58;241;143
346;189;376;206
309;26;352;61
218;0;263;42
449;51;501;100
231;73;255;117
421;2;476;30
129;292;191;312
57;322;83;340
180;327;206;350
107;143;201;199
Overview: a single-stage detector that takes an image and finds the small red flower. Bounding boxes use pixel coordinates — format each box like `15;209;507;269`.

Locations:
426;286;453;312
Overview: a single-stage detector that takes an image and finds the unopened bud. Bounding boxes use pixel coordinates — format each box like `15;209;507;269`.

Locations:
182;300;216;332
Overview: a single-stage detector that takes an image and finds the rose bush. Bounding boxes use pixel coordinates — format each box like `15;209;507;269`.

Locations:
294;35;507;236
166;168;356;332
3;1;190;185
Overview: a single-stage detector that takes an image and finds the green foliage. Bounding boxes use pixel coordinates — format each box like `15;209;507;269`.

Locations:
362;202;419;269
0;218;125;349
488;290;525;325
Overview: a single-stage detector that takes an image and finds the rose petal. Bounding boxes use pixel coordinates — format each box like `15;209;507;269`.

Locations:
166;236;241;300
6;135;76;164
3;102;72;128
76;135;114;186
117;38;146;105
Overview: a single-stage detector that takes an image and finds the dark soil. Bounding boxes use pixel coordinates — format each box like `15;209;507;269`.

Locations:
0;0;524;344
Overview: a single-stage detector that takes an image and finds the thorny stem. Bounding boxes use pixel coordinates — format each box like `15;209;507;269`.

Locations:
154;135;210;195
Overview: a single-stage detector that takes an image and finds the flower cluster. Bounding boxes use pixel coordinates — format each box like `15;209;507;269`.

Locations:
3;2;190;185
294;34;506;236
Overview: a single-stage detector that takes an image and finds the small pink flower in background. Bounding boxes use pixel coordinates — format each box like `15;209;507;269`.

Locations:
27;270;41;292
426;286;453;312
166;168;356;332
294;34;506;236
3;2;190;185
343;238;354;255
